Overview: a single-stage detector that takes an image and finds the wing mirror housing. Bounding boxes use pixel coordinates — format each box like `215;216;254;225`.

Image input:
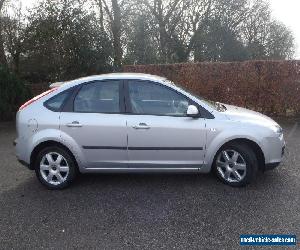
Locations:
187;105;200;118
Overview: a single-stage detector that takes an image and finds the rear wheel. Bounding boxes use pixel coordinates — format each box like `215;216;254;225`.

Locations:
35;146;77;189
213;142;258;187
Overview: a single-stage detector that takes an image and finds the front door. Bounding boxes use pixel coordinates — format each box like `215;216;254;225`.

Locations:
60;80;128;168
126;80;206;168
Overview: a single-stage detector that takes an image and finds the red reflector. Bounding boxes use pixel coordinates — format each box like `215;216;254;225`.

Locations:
19;88;58;111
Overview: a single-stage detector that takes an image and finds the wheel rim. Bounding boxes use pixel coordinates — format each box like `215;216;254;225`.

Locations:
216;149;247;183
40;152;69;185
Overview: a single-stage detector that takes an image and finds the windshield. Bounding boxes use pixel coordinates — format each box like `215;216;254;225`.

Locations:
165;80;226;112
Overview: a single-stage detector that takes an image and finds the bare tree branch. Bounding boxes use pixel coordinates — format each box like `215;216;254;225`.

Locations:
0;0;5;11
0;0;8;66
101;0;113;23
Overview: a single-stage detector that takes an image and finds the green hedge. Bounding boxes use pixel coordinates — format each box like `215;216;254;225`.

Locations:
0;67;31;121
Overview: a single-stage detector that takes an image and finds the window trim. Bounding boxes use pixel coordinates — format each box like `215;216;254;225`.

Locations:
45;78;214;119
70;79;126;114
124;79;213;118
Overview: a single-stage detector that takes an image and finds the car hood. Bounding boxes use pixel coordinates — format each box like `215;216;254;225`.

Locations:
222;104;278;127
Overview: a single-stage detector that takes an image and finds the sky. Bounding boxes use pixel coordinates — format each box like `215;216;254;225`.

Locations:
17;0;300;59
270;0;300;59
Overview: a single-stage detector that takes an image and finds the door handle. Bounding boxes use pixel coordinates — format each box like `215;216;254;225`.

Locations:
133;123;150;129
66;121;82;127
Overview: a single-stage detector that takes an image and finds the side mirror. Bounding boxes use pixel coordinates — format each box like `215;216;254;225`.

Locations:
187;105;199;118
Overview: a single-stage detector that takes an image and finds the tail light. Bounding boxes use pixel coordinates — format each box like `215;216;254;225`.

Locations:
19;88;58;111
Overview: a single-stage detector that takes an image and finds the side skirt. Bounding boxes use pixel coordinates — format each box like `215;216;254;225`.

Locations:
81;168;201;174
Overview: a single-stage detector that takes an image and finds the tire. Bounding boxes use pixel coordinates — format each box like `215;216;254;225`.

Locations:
212;142;258;187
34;146;77;190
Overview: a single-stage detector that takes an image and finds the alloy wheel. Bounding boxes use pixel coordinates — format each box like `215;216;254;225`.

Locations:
39;152;70;185
216;149;247;183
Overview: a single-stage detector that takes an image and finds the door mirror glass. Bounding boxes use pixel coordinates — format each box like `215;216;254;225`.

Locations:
187;105;199;117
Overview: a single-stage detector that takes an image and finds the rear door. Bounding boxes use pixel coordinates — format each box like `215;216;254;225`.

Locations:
125;80;207;168
59;80;128;168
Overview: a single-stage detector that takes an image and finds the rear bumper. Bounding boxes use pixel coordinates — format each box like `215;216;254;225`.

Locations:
264;162;281;171
18;159;31;169
14;139;33;170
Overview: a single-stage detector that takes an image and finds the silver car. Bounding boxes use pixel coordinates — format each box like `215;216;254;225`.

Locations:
15;73;285;189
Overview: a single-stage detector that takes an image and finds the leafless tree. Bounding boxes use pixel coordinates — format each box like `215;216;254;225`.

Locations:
2;0;24;74
96;0;125;69
0;0;7;67
179;0;213;61
242;0;271;59
140;0;190;63
0;0;295;80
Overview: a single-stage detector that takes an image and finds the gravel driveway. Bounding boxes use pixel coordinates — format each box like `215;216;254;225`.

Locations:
0;119;299;249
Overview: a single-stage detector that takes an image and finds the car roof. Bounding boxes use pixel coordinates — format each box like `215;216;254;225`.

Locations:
49;81;65;88
51;73;167;88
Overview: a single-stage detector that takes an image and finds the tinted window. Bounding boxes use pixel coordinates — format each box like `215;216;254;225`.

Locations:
74;81;120;113
128;81;189;116
44;90;70;111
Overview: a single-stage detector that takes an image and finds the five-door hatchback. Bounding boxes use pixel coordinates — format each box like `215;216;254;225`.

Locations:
15;73;285;189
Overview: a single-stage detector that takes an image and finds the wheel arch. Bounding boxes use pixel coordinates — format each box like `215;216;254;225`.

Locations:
208;138;266;172
30;140;78;170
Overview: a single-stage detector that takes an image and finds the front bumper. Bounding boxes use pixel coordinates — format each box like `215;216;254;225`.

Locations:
262;133;285;165
263;144;285;171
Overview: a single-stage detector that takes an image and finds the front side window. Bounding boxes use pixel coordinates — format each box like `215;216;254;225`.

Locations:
165;80;225;112
74;81;120;113
128;80;190;116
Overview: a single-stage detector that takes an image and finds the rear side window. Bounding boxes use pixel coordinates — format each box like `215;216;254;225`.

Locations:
44;90;70;112
74;81;120;113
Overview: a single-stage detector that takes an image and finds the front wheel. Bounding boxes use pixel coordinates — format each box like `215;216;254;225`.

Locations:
213;143;258;187
35;146;77;189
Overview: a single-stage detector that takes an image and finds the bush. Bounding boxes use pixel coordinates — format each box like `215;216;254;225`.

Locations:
0;67;31;121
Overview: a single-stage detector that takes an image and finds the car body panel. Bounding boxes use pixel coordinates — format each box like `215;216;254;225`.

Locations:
16;100;61;164
126;114;206;168
15;73;285;175
59;112;128;168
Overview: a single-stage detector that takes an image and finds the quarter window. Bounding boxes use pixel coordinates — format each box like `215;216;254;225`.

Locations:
44;90;70;112
128;81;190;116
74;81;120;113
